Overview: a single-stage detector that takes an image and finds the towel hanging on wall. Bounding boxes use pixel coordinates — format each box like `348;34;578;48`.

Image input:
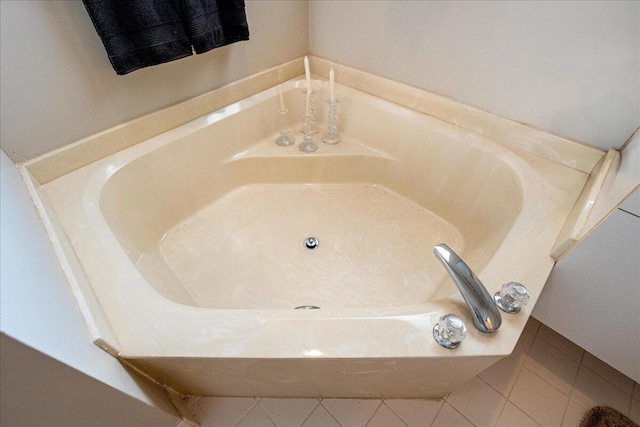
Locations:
82;0;249;75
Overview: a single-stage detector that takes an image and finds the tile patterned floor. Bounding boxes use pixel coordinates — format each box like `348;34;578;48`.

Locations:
178;318;640;427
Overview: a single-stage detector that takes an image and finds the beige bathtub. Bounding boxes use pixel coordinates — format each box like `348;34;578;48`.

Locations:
23;60;598;398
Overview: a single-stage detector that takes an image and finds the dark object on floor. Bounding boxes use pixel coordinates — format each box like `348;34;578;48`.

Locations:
580;406;638;427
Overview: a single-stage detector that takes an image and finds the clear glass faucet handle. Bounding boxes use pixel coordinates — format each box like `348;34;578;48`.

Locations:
494;282;530;313
433;314;467;349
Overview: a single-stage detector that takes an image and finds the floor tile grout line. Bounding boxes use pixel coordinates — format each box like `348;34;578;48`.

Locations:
378;400;412;427
518;406;544;427
518;365;571;398
526;318;541;335
361;399;384;427
577;346;585;364
232;398;260;427
185;395;202;409
450;403;478;427
254;400;278;427
507;356;526;400
506;393;556;427
534;334;584;363
562;352;592;406
365;400;408;427
380;399;403;424
505;346;559;426
285;399;321;427
519;330;536;358
512;365;572;426
428;398;447;427
477;360;525;400
564;353;583;398
492;393;510;427
441;394;480;427
568;397;588;410
519;409;544;427
505;399;533;426
534;325;584;363
318;399;366;427
255;398;312;427
194;402;213;427
576;362;636;397
529;325;638;402
508;354;524;366
559;395;581;427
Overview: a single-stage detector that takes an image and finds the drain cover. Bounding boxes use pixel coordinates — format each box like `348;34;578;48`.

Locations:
295;306;320;310
304;237;319;249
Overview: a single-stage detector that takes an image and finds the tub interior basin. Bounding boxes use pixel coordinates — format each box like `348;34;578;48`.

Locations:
159;182;463;309
97;83;524;312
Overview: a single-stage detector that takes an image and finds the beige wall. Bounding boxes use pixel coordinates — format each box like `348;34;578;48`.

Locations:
310;1;639;151
0;0;309;162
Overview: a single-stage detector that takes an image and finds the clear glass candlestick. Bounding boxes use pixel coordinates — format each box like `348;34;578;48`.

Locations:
274;108;295;147
299;115;319;153
322;99;341;145
301;88;319;135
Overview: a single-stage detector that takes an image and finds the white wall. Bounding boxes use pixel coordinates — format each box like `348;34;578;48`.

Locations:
0;334;178;427
310;1;640;151
0;0;309;162
533;205;640;382
0;150;179;425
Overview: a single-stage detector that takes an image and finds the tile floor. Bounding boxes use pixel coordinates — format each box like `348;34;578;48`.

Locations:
178;317;640;427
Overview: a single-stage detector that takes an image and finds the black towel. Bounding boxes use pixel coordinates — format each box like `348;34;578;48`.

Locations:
82;0;249;75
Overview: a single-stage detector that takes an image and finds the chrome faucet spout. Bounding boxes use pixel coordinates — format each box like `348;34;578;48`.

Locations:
434;244;502;333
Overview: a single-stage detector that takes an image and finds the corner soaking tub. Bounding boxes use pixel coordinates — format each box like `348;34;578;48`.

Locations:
35;74;589;398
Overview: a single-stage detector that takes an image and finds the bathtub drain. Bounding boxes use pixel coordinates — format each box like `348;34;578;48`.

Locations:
304;237;319;250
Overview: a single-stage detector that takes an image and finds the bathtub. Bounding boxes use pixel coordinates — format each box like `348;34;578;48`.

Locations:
25;59;597;398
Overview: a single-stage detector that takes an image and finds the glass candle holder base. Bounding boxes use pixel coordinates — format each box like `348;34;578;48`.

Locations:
298;133;318;153
274;109;295;147
321;134;341;145
275;130;295;147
